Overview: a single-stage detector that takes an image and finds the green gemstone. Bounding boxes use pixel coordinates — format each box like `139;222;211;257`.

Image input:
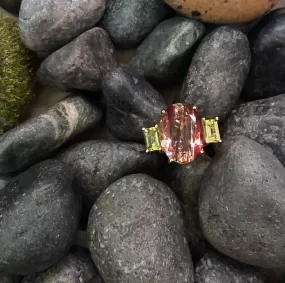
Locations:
143;126;161;152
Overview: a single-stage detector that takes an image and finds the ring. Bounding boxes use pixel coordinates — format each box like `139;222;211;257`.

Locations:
142;103;222;164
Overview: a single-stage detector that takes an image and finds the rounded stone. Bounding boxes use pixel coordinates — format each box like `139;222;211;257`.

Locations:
199;135;285;268
22;248;104;283
244;9;285;99
163;0;278;24
100;0;170;48
19;0;106;53
0;275;19;283
57;140;163;201
0;0;22;14
87;174;194;283
177;26;251;120
0;159;81;275
130;17;205;84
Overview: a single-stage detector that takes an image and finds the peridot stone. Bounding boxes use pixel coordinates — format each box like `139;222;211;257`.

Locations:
202;118;221;144
143;126;161;152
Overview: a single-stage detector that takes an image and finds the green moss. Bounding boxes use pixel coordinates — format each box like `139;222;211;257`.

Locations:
0;12;34;134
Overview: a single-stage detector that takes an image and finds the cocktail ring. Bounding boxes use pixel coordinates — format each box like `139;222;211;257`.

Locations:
142;103;222;164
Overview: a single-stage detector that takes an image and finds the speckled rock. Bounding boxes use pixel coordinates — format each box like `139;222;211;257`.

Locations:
195;252;265;283
58;140;163;201
101;0;170;48
199;136;285;268
224;94;285;167
130;17;205;83
19;0;105;53
0;95;102;174
0;275;19;283
164;155;211;261
22;249;103;283
37;27;117;92
102;66;167;141
0;159;81;275
177;26;251;120
244;9;285;99
0;0;22;14
87;174;194;283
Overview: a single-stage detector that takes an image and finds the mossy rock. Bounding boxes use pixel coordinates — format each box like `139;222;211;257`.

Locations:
0;12;34;134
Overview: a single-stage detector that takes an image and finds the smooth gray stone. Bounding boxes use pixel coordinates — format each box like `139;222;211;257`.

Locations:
195;252;265;283
22;248;104;283
130;17;205;83
102;66;167;141
0;95;102;173
57;140;163;201
177;26;251;120
19;0;105;53
199;136;285;268
101;0;170;48
87;174;194;283
0;0;22;14
0;159;81;275
37;27;117;92
224;94;285;166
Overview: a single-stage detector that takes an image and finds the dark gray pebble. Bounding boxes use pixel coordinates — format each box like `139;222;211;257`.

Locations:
130;17;205;84
58;140;163;201
102;66;167;141
0;0;22;14
224;94;285;167
87;174;194;283
177;26;251;120
0;95;102;174
100;0;170;48
244;9;285;99
19;0;105;53
0;275;19;283
22;248;103;283
0;159;81;275
37;27;117;92
195;252;265;283
199;135;285;268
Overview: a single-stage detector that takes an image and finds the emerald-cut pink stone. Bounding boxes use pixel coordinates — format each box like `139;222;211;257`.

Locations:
158;103;204;164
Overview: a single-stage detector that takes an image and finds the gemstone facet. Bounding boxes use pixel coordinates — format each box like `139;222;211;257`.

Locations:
143;126;162;152
201;118;221;144
158;103;204;164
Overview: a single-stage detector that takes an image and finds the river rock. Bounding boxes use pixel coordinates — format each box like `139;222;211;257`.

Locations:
0;96;101;174
0;0;22;14
130;17;205;84
199;135;285;268
164;155;211;261
37;27;117;92
244;9;285;99
0;159;81;275
19;0;105;53
22;249;103;283
177;26;251;120
101;0;170;48
195;252;265;283
102;66;167;141
58;140;163;201
224;94;285;167
87;174;194;283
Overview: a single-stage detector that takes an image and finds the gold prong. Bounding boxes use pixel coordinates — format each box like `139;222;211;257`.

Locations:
201;149;204;154
193;105;197;110
155;124;158;128
219;139;222;143
215;117;219;121
168;159;174;163
146;149;149;153
142;128;148;133
161;110;166;114
201;117;206;121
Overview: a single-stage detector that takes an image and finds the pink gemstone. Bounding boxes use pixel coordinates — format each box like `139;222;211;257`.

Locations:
158;103;204;164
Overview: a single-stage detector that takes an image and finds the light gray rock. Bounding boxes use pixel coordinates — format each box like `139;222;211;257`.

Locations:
87;174;194;283
19;0;105;53
199;135;285;268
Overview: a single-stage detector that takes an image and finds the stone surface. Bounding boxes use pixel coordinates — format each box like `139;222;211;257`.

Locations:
0;96;101;173
177;26;251;120
195;252;266;283
57;140;163;201
0;275;19;283
0;159;81;275
87;174;194;283
101;0;170;48
244;9;285;99
199;135;285;268
0;0;22;14
164;0;278;24
22;248;103;283
224;94;285;167
130;17;205;83
37;27;117;92
102;66;167;141
164;155;211;261
19;0;105;53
